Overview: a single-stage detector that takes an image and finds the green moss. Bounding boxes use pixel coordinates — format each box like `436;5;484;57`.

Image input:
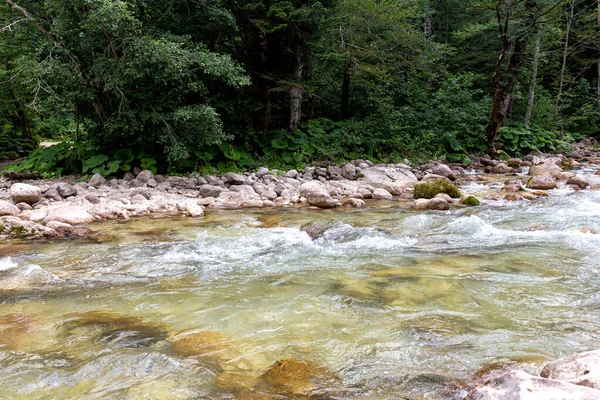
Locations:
413;179;461;199
461;195;480;206
0;225;4;233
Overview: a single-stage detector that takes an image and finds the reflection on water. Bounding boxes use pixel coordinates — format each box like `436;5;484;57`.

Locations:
2;174;600;398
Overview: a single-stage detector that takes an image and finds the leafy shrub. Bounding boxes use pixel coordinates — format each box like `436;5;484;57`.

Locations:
498;124;573;156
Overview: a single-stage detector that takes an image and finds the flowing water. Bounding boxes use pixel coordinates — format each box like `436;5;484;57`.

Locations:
2;169;600;399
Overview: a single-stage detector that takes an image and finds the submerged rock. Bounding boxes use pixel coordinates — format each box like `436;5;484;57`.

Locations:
256;359;341;398
300;221;340;239
413;179;461;199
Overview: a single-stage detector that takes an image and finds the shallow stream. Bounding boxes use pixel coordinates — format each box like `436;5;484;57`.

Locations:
2;169;600;399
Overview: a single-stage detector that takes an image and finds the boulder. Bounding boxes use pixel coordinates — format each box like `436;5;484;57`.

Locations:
529;160;562;178
10;183;41;204
341;163;357;180
541;350;600;390
284;169;299;179
199;185;228;198
298;181;327;198
506;158;523;168
123;171;135;181
461;196;480;206
223;172;245;185
89;174;106;188
185;202;204;217
44;188;62;201
432;163;455;179
136;170;154;183
526;176;557;190
411;198;449;211
256;167;270;178
372;188;393;200
343;198;365;208
56;183;77;198
46;221;74;235
467;370;600;400
567;176;589;189
307;192;339;208
492;163;511;174
413;179;461;199
0;216;59;239
0;200;20;216
43;206;96;225
359;166;418;186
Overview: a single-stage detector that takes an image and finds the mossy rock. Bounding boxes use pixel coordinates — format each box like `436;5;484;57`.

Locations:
413;179;461;199
461;196;480;206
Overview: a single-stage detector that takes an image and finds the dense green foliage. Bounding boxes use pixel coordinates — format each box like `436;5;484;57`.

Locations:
2;0;599;175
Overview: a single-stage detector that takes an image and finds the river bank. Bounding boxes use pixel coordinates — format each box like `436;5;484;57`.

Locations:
1;139;599;242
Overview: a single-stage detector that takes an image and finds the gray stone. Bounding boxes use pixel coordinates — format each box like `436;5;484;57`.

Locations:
0;216;59;239
147;178;158;188
285;169;299;179
567;176;589;189
223;172;245;185
136;170;154;183
256;167;270;178
128;179;144;188
89;174;106;188
343;198;365;208
492;163;511;174
199;185;228;198
0;200;20;216
299;181;327;198
56;183;77;198
529;159;562;177
307;192;339;209
467;370;600;400
372;188;393;200
11;183;42;204
341;163;357;180
432;163;455;179
123;171;135;181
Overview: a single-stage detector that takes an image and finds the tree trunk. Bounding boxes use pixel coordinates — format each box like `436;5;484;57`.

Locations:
597;0;600;108
289;44;304;131
258;29;270;137
341;60;351;120
486;0;536;157
555;0;574;116
5;60;32;140
424;1;433;40
524;32;542;125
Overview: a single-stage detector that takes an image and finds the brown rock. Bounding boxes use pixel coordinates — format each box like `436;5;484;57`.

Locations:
526;176;557;190
257;359;340;397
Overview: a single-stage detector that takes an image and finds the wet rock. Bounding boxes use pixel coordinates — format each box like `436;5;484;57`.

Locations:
46;220;74;235
0;200;20;216
506;158;522;168
300;221;340;239
567;176;589;189
435;193;453;202
492;163;511;174
307;192;339;208
136;170;154;183
170;330;249;370
11;183;41;204
504;193;523;201
257;359;341;398
199;185;228;198
411;199;431;211
0;216;59;239
526;176;557;190
541;350;600;390
213;371;258;391
343;198;365;208
56;183;77;198
467;370;600;400
502;182;522;192
413;179;461;199
529;159;562;177
62;310;169;349
359;166;418;186
372;188;393;200
411;198;449;211
43;205;96;225
89;174;106;188
461;196;480;206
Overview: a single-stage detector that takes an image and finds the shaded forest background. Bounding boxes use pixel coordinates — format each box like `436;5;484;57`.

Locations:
1;0;600;176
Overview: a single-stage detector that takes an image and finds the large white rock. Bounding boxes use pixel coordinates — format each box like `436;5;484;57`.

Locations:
10;183;41;204
299;181;327;198
307;192;339;208
0;200;20;216
529;159;562;178
467;370;600;400
541;350;600;390
359;166;418;186
43;205;96;225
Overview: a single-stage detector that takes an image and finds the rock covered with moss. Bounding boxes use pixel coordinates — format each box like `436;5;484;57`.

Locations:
413;179;462;199
461;196;480;206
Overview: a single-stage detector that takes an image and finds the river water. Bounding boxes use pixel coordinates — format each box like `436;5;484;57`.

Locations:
2;169;600;399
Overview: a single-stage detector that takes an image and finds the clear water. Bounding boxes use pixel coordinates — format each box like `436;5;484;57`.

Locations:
2;170;600;399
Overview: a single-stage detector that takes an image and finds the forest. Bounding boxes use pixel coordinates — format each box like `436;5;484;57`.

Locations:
1;0;600;176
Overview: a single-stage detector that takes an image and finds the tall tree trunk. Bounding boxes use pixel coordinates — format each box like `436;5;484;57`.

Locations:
258;29;270;137
289;43;304;131
555;0;574;116
597;0;600;108
424;1;433;40
341;59;351;120
486;0;536;157
524;32;542;125
5;60;32;140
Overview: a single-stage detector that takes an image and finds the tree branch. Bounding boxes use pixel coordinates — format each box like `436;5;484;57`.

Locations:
0;18;26;33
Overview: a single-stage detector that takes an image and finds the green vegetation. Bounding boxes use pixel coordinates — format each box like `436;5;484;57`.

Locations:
2;0;600;175
461;196;481;206
413;180;462;199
